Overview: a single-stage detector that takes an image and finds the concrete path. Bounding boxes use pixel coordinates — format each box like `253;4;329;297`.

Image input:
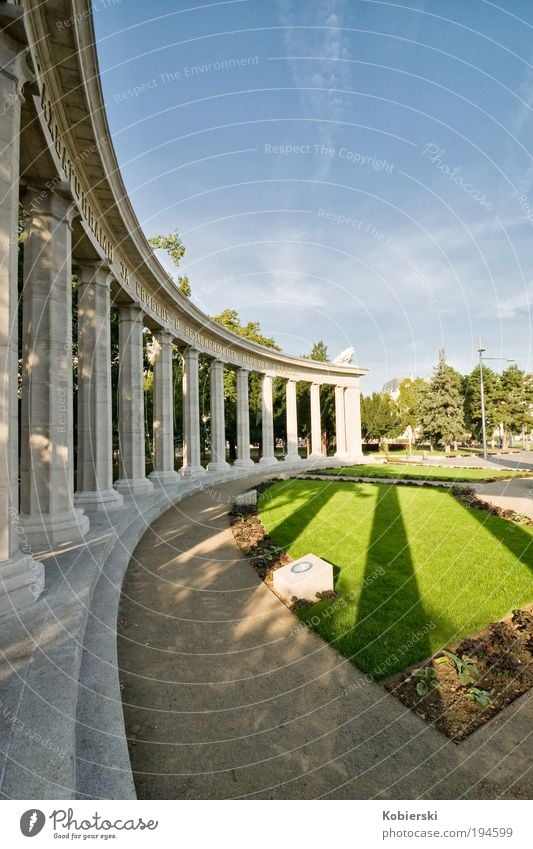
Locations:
472;478;533;520
117;474;533;800
418;450;533;471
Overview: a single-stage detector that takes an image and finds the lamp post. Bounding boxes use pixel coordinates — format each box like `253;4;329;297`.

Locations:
478;337;488;460
477;337;515;460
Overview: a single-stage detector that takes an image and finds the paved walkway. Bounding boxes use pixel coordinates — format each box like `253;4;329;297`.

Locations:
117;474;533;800
472;478;533;520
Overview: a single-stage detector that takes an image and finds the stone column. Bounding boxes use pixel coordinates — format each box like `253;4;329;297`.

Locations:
309;382;323;459
19;184;90;546
75;263;123;510
345;381;363;460
284;379;301;462
259;373;277;465
207;359;230;472
180;347;205;477
334;385;348;459
234;367;254;468
149;331;179;485
0;10;44;612
114;305;153;495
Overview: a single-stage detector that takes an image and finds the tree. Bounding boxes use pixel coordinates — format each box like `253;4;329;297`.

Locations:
148;231;191;296
177;275;191;297
361;392;401;447
419;350;465;450
499;365;533;447
213;309;280;459
397;377;429;452
308;340;328;362
463;365;500;443
297;340;335;454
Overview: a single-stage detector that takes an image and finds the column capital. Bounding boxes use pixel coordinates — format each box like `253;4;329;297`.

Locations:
0;7;34;98
118;302;144;323
22;182;76;226
153;329;174;346
75;260;112;288
183;345;199;361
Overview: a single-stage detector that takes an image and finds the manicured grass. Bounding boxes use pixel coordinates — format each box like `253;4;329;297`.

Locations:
259;480;533;679
321;463;529;482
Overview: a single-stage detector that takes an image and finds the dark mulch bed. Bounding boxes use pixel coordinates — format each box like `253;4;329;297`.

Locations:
385;607;533;741
229;480;291;580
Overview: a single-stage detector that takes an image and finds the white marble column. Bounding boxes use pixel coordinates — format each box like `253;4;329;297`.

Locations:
309;382;323;459
149;332;179;485
75;263;123;510
180;347;205;477
334;385;348;459
20;184;90;546
345;381;363;460
259;373;277;465
0;11;44;612
284;379;301;462
114;305;153;495
234;367;254;468
207;359;230;472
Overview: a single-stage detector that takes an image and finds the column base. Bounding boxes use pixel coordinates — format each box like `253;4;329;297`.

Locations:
75;488;124;512
179;465;206;478
308;454;325;461
334;452;349;460
206;461;232;473
20;509;90;548
233;458;255;468
283;454;302;463
113;477;154;496
149;470;181;486
259;456;279;466
0;551;45;618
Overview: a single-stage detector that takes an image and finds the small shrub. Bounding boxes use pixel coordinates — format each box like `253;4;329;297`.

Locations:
465;687;492;706
412;665;439;696
440;651;479;685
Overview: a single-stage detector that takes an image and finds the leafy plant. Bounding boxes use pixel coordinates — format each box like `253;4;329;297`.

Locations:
413;665;439;696
254;544;284;563
440;651;479;685
465;687;492;706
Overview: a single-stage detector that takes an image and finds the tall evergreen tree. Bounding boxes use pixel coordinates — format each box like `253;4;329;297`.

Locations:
419;350;465;450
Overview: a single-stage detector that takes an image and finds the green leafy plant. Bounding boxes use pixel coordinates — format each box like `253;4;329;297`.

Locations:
440;651;478;685
413;665;439;696
254;544;284;563
465;687;492;706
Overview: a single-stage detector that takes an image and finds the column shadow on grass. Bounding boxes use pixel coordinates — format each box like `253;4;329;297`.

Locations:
349;484;434;679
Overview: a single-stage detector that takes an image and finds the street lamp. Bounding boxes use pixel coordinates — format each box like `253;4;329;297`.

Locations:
477;336;515;460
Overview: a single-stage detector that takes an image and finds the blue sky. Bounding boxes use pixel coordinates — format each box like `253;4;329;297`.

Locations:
94;0;533;391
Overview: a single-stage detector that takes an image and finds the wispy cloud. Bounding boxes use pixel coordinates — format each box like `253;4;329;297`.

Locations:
276;0;351;174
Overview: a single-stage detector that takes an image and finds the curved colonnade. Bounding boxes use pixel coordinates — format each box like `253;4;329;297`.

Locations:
0;0;366;797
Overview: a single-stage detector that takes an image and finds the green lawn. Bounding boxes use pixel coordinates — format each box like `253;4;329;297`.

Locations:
259;480;533;679
321;463;529;482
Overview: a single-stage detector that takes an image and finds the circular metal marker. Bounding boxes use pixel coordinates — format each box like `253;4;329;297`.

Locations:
291;561;313;574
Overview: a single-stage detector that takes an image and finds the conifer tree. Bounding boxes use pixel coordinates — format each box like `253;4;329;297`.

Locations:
420;350;465;450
